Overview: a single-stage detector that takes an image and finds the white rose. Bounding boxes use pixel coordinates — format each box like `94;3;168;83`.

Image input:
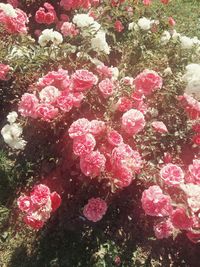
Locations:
138;17;151;31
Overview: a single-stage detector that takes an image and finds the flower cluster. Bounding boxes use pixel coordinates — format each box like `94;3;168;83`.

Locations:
17;184;61;229
68;118;143;187
142;159;200;243
18;69;98;121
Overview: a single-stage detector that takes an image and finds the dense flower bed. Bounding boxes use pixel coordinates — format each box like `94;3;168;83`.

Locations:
0;0;200;250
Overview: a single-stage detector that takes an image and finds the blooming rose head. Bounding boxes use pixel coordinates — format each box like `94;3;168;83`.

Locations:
39;85;61;103
83;197;107;222
186;159;200;184
170;207;193;230
107;130;123;146
68;118;90;139
17;195;32;213
114;20;124;32
18;93;39;118
30;184;51;206
160;164;184;187
36;103;59;122
122;109;145;135
89;120;106;136
116;97;133;112
134;69;163;96
73;133;96;156
72;69;98;92
98;78;115;98
80;150;106;177
154;219;174;239
141;185;173;217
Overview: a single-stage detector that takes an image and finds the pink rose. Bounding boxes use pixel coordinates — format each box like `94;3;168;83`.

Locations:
17;195;32;213
68;118;90;139
73;133;96;156
61;22;79;37
152;121;168;133
23;215;44;229
186;159;200;184
56;93;74;112
72;69;98;92
0;63;10;80
160;163;184;186
186;231;200;244
96;65;113;78
80;150;106;177
36;103;59;121
39;85;61;103
116;97;133;112
170;207;193;230
134;69;163;96
107;130;123;146
122;109;145;135
89;120;106;136
178;93;200;120
30;184;50;206
98;78;115;98
154;219;174;239
83;197;107;222
18;93;39;118
141;185;173;217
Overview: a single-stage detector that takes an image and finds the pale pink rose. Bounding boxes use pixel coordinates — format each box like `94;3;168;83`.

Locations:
36;103;59;121
134;69;163;96
96;65;113;78
122;109;145;135
72;69;98;92
73;133;96;156
18;93;39;118
141;185;173;217
170;207;193;230
80;150;106;177
30;184;50;206
0;63;10;80
178;93;200;119
186;159;200;184
68;118;90;139
56;93;74;112
17;195;32;213
98;78;115;98
61;21;79;36
160;164;184;186
39;85;61;103
23;215;44;229
107;130;123;146
111;143;143;187
50;192;62;212
152;121;168;133
180;184;200;213
83;197;107;222
154;219;174;239
89;120;106;136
